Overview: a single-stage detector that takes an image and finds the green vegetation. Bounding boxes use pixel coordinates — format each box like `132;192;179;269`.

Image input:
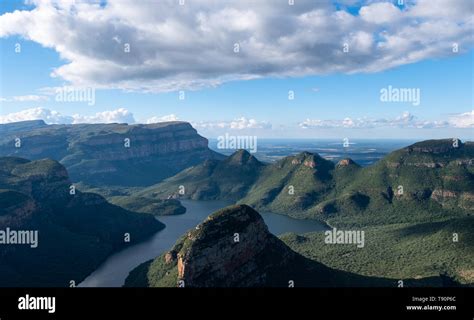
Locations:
145;140;473;226
282;216;474;285
139;149;263;201
108;196;186;216
75;183;186;216
124;258;178;287
0;157;164;287
125;204;455;287
138;140;473;286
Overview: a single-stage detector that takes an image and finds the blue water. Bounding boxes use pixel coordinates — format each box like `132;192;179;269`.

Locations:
79;200;327;287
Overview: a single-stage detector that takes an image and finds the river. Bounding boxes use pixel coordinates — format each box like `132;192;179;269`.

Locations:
79;200;327;287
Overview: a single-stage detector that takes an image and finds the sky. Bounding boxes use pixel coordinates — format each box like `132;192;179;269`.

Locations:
0;0;473;139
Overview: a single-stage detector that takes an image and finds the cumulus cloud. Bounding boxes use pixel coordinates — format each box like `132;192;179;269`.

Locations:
448;110;474;128
0;107;136;124
146;114;179;124
193;117;271;130
0;0;472;92
71;108;135;124
0;107;72;124
359;2;402;24
298;111;473;129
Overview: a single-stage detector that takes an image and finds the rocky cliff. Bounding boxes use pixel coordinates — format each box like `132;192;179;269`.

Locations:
0;121;224;186
0;156;163;287
124;204;445;287
144;140;474;225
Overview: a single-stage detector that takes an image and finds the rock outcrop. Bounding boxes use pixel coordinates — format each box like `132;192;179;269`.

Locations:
171;205;295;286
0;121;224;186
336;158;356;167
125;205;396;287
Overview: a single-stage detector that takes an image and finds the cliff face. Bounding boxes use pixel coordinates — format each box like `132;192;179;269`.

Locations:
171;205;296;287
0;121;223;186
125;205;401;288
0;156;163;287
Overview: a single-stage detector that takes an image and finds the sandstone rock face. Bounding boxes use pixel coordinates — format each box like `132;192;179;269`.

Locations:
166;205;298;287
304;160;316;168
336;158;356;167
0;121;224;186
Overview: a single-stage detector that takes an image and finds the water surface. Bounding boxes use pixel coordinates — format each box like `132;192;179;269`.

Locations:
79;200;327;287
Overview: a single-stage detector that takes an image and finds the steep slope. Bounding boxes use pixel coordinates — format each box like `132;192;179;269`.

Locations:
0;157;164;287
239;152;335;212
108;196;186;216
140;149;264;201
315;139;474;226
142;139;473;225
0;121;224;186
282;216;474;285
124;205;447;287
0;120;47;134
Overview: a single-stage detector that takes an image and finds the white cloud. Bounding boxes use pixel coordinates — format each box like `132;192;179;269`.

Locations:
0;107;72;124
193;117;271;130
146;114;179;124
230;117;272;129
298;111;471;129
449;110;474;128
359;2;402;24
0;107;135;124
71;108;135;124
0;0;472;92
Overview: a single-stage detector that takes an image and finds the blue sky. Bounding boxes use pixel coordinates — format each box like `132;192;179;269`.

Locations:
0;0;473;139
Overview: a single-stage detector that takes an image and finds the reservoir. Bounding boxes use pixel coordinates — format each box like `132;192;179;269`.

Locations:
79;200;328;287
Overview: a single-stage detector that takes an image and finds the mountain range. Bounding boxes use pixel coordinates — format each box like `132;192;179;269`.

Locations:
0;120;223;186
132;138;473;285
141;139;473;226
0;119;472;287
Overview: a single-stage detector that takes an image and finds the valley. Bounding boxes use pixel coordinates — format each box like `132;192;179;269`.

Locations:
0;120;472;287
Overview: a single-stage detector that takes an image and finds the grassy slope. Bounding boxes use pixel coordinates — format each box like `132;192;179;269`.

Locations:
276;141;474;285
281;216;474;285
108;196;186;216
139;150;264;201
238;152;335;213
